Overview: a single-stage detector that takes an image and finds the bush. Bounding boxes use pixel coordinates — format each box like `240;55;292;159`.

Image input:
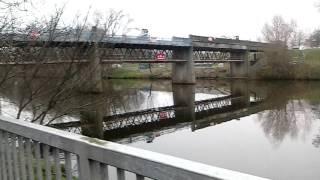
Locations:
258;46;295;79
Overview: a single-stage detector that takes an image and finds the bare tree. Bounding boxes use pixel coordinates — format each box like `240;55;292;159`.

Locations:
308;29;320;47
291;30;306;48
0;4;131;124
262;15;296;46
0;0;28;11
92;9;130;40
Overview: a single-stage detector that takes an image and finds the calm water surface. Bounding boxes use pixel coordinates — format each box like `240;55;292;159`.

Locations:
2;79;320;179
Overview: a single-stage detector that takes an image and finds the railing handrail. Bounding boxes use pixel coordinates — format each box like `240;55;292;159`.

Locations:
0;115;270;180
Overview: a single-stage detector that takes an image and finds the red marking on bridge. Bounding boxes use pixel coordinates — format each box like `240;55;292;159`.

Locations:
159;112;168;119
155;52;166;61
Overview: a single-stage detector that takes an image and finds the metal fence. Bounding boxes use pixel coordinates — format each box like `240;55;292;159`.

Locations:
0;115;270;180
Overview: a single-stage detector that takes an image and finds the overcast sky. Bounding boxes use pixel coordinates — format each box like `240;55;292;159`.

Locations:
31;0;320;40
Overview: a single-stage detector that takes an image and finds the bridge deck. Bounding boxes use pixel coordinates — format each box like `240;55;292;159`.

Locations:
2;34;269;52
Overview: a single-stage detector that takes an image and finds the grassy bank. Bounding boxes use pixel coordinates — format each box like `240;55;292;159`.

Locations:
105;48;320;80
257;48;320;80
106;64;171;79
106;64;229;79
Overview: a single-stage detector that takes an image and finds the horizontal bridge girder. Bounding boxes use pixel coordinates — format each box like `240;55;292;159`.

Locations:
0;59;246;65
194;60;243;63
1;46;260;62
101;60;186;63
49;95;236;129
4;39;267;52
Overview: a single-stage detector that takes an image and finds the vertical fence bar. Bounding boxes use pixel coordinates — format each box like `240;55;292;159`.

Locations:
117;168;125;180
136;174;145;180
64;151;72;180
18;136;26;180
53;148;62;180
100;164;109;180
35;142;43;180
43;144;51;180
90;161;101;180
0;130;7;180
11;134;19;180
77;155;91;180
4;132;14;180
26;138;34;180
0;131;2;180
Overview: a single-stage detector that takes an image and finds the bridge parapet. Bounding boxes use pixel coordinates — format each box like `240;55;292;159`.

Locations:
190;35;269;52
102;35;192;47
1;33;269;51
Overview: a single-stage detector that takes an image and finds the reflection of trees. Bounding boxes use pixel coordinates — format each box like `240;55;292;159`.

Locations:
257;82;317;147
0;78;169;126
258;100;313;146
313;129;320;148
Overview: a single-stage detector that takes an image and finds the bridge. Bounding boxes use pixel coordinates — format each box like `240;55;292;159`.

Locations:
1;30;270;92
49;82;269;143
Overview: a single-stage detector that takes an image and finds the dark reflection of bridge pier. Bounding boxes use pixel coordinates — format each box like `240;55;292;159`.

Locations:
50;81;269;143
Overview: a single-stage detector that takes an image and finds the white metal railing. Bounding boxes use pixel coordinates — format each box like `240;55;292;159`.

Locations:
0;115;270;180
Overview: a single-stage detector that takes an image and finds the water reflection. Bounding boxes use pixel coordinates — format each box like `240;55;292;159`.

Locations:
258;101;314;146
254;82;319;147
1;78;320;179
2;79;320;146
48;81;265;145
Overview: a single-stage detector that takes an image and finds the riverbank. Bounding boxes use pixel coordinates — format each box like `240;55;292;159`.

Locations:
105;48;320;80
105;64;230;79
257;48;320;80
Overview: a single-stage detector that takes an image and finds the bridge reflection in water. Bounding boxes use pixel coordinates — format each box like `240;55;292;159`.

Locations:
50;81;268;144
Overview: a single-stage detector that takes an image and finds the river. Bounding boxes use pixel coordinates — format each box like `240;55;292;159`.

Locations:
1;79;320;179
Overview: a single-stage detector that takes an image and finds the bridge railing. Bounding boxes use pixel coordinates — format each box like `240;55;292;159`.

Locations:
0;115;269;180
102;35;192;47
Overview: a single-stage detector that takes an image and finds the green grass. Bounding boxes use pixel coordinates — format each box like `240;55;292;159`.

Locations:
258;48;320;80
107;64;172;79
107;63;229;80
304;48;320;62
108;49;320;80
109;68;147;78
299;49;320;79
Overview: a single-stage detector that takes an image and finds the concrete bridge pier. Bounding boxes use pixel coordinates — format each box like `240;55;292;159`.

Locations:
230;81;250;107
79;95;106;138
80;110;104;139
172;84;195;123
172;47;196;84
230;51;249;78
79;44;104;93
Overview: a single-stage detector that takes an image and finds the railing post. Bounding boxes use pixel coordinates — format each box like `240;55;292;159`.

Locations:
77;155;91;180
0;130;7;180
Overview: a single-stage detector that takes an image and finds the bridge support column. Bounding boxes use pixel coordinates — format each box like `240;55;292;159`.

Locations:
172;47;195;84
79;95;105;138
172;84;195;123
230;51;249;78
230;81;250;107
80;110;104;139
90;45;103;93
80;44;103;93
